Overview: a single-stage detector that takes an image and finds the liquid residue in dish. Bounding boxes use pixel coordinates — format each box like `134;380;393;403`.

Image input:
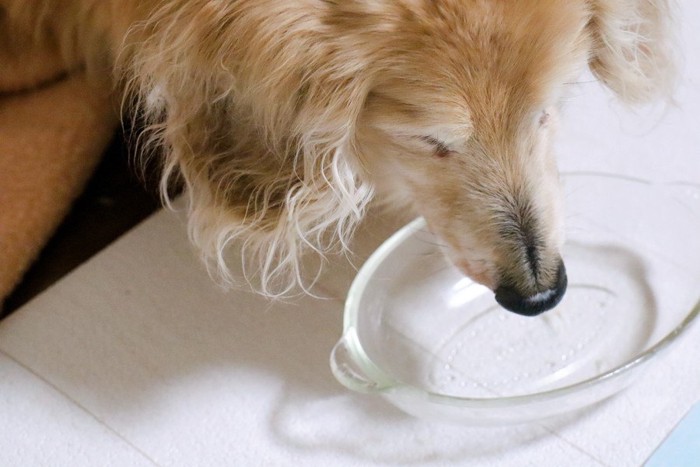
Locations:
376;242;657;398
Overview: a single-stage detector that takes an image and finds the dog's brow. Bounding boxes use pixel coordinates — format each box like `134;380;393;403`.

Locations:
417;135;452;157
367;91;424;118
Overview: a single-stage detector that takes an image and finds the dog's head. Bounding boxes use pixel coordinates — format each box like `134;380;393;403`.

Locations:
342;0;674;315
134;0;673;307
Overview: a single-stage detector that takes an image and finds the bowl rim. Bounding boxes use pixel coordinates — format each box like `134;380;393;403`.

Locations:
341;172;700;408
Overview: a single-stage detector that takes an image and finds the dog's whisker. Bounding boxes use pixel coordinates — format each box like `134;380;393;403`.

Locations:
417;239;450;249
563;80;598;85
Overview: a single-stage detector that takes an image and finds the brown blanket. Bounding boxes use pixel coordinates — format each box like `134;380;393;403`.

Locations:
0;73;117;306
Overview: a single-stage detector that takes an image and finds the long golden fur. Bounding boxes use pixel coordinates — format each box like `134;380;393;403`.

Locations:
0;0;675;308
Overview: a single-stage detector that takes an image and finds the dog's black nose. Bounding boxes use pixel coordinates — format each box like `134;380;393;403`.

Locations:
494;263;567;316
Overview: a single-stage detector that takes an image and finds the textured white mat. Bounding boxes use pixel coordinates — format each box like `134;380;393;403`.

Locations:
2;2;700;465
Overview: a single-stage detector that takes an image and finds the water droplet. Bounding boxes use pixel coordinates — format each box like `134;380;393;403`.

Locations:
444;364;452;370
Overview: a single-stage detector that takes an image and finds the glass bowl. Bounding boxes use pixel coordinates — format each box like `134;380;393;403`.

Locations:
330;173;700;424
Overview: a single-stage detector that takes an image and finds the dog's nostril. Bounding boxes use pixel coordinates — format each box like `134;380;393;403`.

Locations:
495;262;568;316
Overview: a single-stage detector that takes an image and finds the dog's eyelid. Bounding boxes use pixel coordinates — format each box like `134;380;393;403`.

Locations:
418;135;452;158
538;110;551;127
419;135;442;146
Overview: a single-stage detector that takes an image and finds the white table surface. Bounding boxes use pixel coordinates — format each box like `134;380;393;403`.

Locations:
2;2;700;465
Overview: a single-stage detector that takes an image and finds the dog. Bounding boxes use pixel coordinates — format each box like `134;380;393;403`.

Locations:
1;0;674;315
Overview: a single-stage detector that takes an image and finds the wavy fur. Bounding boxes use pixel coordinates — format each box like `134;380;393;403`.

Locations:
1;0;676;297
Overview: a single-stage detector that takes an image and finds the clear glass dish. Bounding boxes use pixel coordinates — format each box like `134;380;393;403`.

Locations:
331;173;700;424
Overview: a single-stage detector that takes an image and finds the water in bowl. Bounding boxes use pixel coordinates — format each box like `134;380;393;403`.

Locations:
369;241;656;398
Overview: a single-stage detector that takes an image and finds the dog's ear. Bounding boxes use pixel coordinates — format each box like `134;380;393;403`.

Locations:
587;0;676;104
131;72;376;296
122;0;381;296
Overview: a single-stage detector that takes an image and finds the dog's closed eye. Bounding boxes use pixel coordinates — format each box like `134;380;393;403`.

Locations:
418;136;452;158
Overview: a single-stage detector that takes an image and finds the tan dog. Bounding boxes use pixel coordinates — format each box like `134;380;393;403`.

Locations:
1;0;674;314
